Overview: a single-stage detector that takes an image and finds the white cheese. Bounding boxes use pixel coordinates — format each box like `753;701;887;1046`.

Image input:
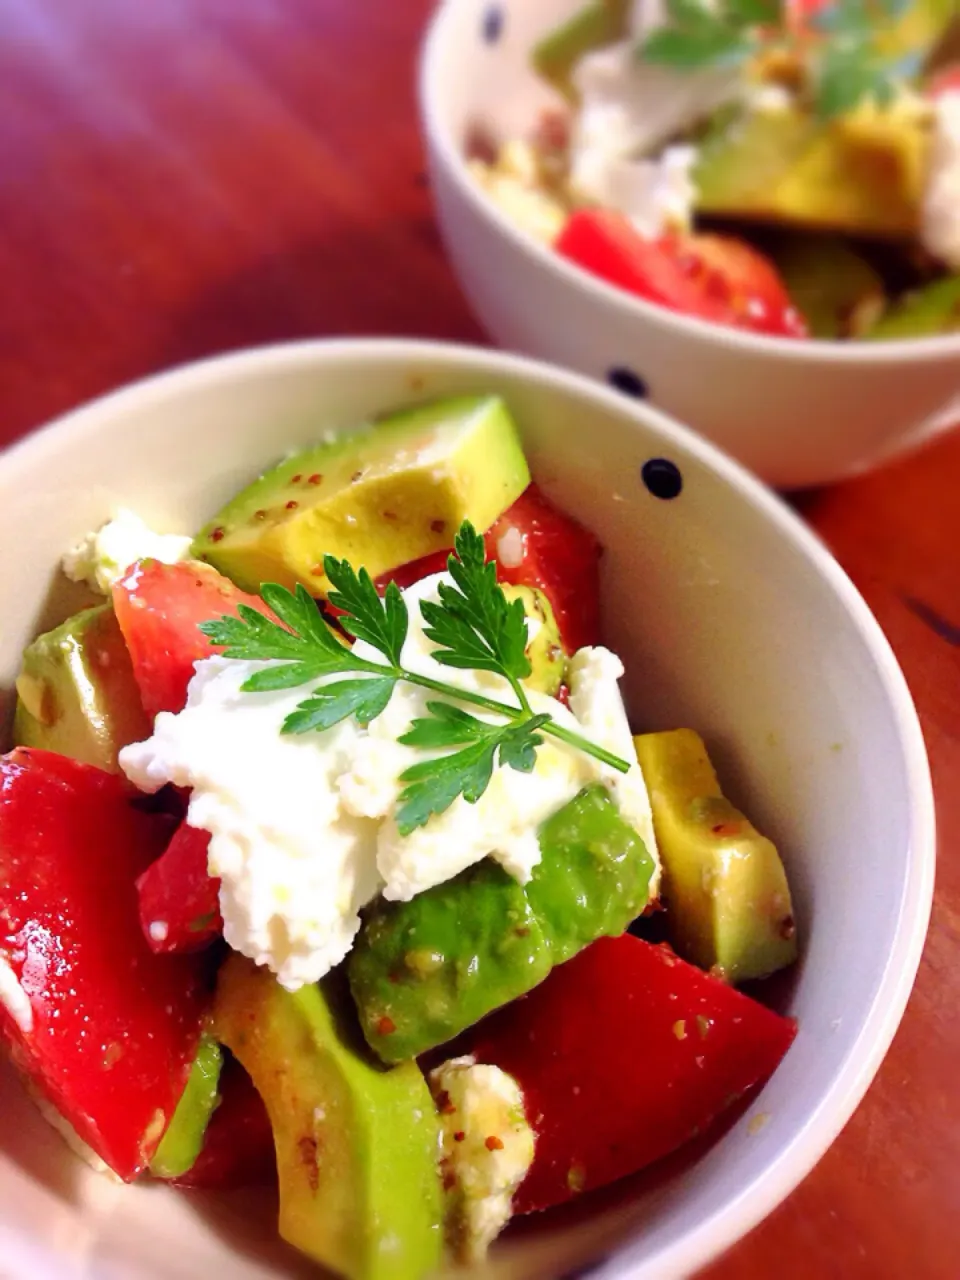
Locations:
922;91;960;270
63;508;192;595
0;955;33;1035
430;1056;535;1263
569;39;739;223
120;573;659;990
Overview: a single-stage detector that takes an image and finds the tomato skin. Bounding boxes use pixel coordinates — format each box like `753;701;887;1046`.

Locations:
556;210;729;322
485;486;602;651
928;66;960;99
112;559;277;717
376;485;602;652
137;821;222;954
670;233;809;339
464;934;796;1214
555;210;807;339
170;1055;275;1190
0;749;210;1180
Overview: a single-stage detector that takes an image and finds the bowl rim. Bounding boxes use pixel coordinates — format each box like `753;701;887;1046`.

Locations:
0;338;937;1279
419;0;960;365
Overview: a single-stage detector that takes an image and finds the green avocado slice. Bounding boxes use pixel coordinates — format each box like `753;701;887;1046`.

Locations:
13;604;150;772
213;956;442;1280
634;729;797;984
770;236;886;339
866;273;960;339
192;395;530;596
150;1034;223;1180
531;0;632;101
348;785;655;1064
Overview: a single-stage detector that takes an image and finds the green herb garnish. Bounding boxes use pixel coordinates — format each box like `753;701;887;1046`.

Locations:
638;0;921;120
200;522;630;835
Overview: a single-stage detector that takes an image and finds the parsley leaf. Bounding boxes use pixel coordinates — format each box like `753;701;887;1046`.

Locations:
200;521;631;835
420;522;532;689
324;557;407;666
636;0;924;120
283;676;398;733
395;712;551;834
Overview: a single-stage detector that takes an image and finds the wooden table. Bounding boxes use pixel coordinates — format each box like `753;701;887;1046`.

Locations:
0;2;956;1276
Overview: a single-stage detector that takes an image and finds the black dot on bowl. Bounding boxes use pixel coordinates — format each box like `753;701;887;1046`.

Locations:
482;4;504;43
607;366;649;399
641;458;683;500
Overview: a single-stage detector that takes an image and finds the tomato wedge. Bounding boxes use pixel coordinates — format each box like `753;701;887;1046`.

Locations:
113;559;278;717
556;209;729;323
0;749;210;1180
555;211;807;339
376;484;602;652
669;233;809;338
464;934;796;1214
137;820;222;955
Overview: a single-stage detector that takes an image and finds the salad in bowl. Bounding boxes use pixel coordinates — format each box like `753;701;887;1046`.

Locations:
467;0;960;340
0;392;801;1277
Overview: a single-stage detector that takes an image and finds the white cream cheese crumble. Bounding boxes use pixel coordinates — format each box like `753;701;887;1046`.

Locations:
119;572;659;990
922;91;960;270
63;508;192;595
568;36;739;237
430;1056;535;1262
0;955;33;1035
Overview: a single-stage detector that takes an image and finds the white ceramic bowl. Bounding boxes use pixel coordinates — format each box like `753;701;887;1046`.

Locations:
0;340;934;1279
419;0;960;490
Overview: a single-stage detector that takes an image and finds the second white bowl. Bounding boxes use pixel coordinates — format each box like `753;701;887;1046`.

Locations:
419;0;960;490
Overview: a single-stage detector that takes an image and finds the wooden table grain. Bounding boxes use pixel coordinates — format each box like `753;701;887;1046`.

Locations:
0;2;957;1276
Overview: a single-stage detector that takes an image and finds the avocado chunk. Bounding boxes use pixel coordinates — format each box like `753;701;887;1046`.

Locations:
212;954;442;1280
349;786;655;1063
866;273;960;339
13;604;150;771
694;106;930;239
531;0;631;101
504;584;566;695
150;1034;223;1180
634;729;796;984
770;236;886;338
193;395;531;596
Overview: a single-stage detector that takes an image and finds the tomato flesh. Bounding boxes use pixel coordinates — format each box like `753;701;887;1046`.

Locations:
556;210;807;339
113;559;277;717
137;820;222;954
376;484;602;652
0;749;210;1180
465;934;796;1214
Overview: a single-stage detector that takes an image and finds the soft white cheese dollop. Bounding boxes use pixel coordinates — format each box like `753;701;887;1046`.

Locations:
430;1056;535;1262
568;38;739;236
0;956;33;1035
922;91;960;269
63;509;192;595
120;572;658;990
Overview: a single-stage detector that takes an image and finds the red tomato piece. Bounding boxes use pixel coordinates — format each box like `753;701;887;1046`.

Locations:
669;233;808;339
171;1054;276;1190
465;934;796;1215
555;211;807;339
137;820;222;955
112;559;278;717
928;65;960;99
0;749;210;1180
485;486;602;652
375;485;602;652
556;210;730;323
